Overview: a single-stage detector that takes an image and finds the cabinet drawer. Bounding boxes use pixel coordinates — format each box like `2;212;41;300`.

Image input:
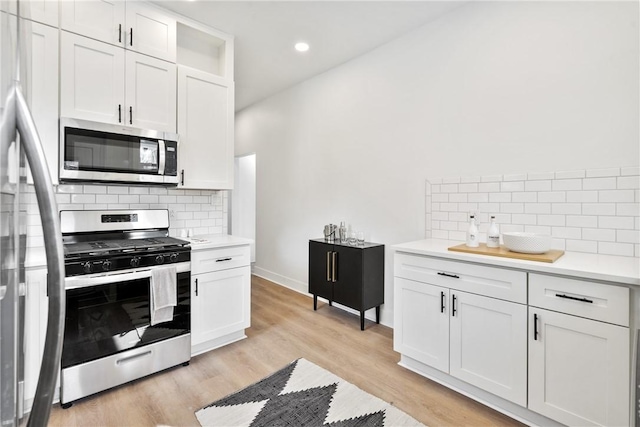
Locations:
192;245;250;274
529;274;629;326
395;253;526;304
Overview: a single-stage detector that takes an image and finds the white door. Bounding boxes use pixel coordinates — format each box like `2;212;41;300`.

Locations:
528;308;630;426
125;1;176;62
60;0;125;47
60;31;125;124
177;66;234;189
28;20;58;184
125;51;176;132
394;278;449;372
191;266;251;346
449;291;527;406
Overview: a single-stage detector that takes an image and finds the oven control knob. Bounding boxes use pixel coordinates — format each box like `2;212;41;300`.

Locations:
82;262;92;274
169;253;178;262
130;257;140;268
102;260;112;271
155;255;165;265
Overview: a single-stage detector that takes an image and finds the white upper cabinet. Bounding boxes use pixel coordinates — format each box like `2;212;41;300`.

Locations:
125;2;176;63
60;0;125;48
61;0;176;62
177;66;233;189
28;20;58;184
60;31;176;132
23;0;59;27
125;50;176;132
60;31;125;124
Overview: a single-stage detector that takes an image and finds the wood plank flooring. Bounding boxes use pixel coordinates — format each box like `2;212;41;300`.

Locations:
48;275;524;426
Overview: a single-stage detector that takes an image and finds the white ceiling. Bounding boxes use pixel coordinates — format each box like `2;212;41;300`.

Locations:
155;1;465;111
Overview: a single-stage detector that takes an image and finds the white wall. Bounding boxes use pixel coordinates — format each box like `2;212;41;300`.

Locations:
235;1;639;327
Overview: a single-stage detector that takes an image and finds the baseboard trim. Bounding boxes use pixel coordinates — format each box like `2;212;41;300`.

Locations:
251;266;391;328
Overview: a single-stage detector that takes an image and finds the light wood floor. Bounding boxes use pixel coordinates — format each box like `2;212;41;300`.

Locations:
48;275;524;426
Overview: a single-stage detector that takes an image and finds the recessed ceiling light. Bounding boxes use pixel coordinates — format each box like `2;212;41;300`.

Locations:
294;42;310;52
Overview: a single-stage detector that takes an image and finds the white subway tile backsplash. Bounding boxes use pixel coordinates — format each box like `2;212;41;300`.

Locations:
433;211;448;221
425;196;432;213
129;187;150;195
566;239;598;254
177;196;194;203
82;185;107;194
449;231;466;241
159;195;177;204
57;184;83;193
617;230;640;244
583;228;616;242
432;229;448;239
433;193;449;202
71;194;95;204
552;203;581;215
442;177;461;184
555;170;585;179
459;183;478;193
599;216;635;230
525;180;552;192
118;195;139;204
538;192;566;203
583;203;616;215
107;186;129;194
586;167;620;178
149;187;168;195
617;176;640;189
583;177;616;190
552;179;582;191
479;182;500;193
598;242;634;257
426;166;639;257
566;191;598;203
598;190;634;203
528;172;555;180
140;195;159;204
621;166;640;176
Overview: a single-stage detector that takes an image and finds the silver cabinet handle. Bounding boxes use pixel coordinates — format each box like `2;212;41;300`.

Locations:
326;251;331;281
16;87;65;427
332;251;337;283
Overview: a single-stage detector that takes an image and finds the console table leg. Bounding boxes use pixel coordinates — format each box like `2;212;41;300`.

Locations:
313;295;317;311
376;306;380;324
329;300;332;307
360;311;365;331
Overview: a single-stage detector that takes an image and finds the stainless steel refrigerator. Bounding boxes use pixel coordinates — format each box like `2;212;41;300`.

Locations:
0;1;65;426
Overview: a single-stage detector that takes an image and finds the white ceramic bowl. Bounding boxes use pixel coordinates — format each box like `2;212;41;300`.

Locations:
502;232;552;254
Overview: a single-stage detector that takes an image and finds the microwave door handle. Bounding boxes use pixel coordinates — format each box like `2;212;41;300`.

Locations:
15;87;65;427
158;140;166;175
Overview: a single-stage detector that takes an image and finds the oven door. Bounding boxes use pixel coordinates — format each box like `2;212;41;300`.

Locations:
62;266;190;370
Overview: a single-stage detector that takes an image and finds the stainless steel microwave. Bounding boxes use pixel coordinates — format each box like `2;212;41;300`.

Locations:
59;118;179;185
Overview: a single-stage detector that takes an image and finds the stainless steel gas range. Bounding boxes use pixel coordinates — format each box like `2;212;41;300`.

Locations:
60;209;191;407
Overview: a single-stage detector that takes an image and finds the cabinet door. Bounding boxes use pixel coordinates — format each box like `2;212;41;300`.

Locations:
177;66;234;189
125;51;176;132
23;0;59;27
28;20;58;184
60;0;125;47
125;1;176;62
529;308;629;426
60;31;125;124
308;240;332;301
394;278;449;372
191;266;251;346
24;268;48;408
332;245;362;310
449;291;527;406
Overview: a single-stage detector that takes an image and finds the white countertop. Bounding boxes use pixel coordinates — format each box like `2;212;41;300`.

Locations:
393;239;640;286
181;234;253;251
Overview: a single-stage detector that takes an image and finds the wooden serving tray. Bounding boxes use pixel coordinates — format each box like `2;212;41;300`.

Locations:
448;243;565;263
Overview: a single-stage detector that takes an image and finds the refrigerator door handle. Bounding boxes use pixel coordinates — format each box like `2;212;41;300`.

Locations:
15;87;65;427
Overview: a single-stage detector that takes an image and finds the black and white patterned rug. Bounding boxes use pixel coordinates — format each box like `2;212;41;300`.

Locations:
195;358;425;427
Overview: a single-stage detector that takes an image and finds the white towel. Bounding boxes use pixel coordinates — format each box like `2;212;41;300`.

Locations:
150;266;177;326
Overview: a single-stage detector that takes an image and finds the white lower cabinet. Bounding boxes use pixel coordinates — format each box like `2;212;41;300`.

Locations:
394;270;527;406
190;243;251;356
24;267;48;411
450;291;527;406
394;251;632;427
528;307;629;427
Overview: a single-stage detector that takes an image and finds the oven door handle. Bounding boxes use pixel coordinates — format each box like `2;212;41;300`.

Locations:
66;270;153;290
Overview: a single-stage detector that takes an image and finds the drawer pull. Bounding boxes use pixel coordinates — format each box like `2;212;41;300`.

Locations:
438;272;459;279
555;293;593;304
440;291;445;313
451;294;457;316
533;313;538;340
195;278;198;296
116;350;151;365
216;258;232;262
326;251;331;282
332;252;337;283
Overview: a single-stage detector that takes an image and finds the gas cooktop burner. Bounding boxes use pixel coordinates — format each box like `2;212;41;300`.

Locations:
64;237;188;257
